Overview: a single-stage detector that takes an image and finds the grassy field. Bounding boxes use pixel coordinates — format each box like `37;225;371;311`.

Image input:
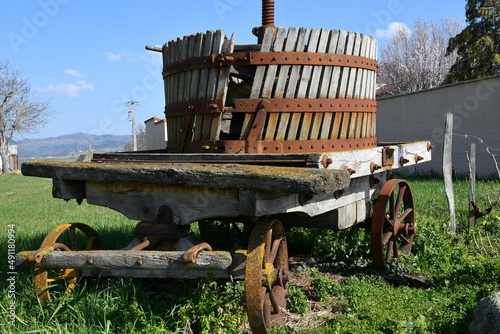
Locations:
0;173;499;333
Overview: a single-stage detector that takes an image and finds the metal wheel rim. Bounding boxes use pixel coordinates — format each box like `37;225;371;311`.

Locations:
371;179;415;269
245;218;289;334
34;223;103;306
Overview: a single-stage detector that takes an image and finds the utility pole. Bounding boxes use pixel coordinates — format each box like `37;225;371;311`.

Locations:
126;101;138;151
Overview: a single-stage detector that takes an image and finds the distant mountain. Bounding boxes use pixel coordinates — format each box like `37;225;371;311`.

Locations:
13;132;131;159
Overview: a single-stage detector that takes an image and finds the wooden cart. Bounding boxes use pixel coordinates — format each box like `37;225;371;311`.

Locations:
16;3;432;332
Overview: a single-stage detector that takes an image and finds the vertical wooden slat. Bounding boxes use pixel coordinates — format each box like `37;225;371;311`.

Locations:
207;30;226;140
309;28;330;139
331;112;343;140
328;30;346;99
298;28;321;140
284;27;309;140
274;27;298;98
199;31;214;140
240;28;275;139
191;33;205;142
347;33;362;139
263;28;287;140
337;31;355;99
318;30;340;140
319;112;333;139
274;27;299;140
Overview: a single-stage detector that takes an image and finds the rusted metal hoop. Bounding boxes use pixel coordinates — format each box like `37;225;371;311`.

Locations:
34;223;104;307
371;179;416;269
245;218;289;333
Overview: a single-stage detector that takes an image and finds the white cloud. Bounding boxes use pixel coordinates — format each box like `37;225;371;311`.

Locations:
38;80;94;98
105;51;122;62
376;22;409;39
105;49;133;63
64;69;86;78
105;48;161;65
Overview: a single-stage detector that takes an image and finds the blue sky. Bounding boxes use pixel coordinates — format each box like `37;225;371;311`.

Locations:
2;0;466;139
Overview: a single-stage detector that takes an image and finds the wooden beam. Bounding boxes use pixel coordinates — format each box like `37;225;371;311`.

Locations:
22;161;351;195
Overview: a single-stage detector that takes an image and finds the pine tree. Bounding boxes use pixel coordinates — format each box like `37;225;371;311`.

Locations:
445;0;500;83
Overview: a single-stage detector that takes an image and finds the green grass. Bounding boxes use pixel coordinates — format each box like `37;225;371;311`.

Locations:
1;174;499;333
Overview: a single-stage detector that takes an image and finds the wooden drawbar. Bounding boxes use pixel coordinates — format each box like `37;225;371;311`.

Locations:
162;27;378;154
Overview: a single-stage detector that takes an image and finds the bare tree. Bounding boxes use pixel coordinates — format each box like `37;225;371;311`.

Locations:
0;59;51;174
377;18;463;98
123;124;147;151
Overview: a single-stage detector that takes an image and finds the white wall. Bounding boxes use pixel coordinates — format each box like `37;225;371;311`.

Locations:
144;117;167;150
377;76;500;177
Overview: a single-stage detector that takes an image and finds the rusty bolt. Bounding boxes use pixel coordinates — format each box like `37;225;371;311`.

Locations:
427;143;434;151
343;166;356;175
370;162;382;173
414;154;424;163
322;155;333;168
399;157;410;166
87;258;94;265
136;259;144;265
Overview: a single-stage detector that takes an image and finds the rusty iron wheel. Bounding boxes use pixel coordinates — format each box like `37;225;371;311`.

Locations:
245;218;289;334
371;179;416;269
34;223;104;307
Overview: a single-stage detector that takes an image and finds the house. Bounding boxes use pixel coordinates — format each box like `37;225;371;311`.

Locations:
377;75;500;177
144;117;167;150
0;144;19;173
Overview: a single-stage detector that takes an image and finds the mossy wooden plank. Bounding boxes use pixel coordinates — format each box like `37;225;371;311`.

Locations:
22;161;351;195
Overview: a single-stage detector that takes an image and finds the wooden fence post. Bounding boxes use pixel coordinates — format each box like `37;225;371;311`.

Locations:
443;112;457;234
468;143;476;230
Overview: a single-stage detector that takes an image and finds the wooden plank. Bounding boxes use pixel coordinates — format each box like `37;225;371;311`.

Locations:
368;36;378;100
339;112;350;139
355;111;364;138
337;31;355;98
443;112;456;234
208;29;227;140
308;28;330;98
331;112;343;139
274;27;298;98
199;31;214;140
318;30;340;139
319;112;333;139
348;112;358;139
17;250;233;272
319;30;340;99
250;28;275;98
191;33;205;141
308;28;330;140
22;161;351;196
182;34;196;104
284;27;309;140
298;28;321;140
328;30;347;99
262;27;286;98
240;28;276;139
263;27;287;140
345;32;361;99
310;113;324;140
356;34;369;100
338;32;356;140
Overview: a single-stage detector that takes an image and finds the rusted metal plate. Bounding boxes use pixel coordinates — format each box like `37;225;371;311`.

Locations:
233;98;376;113
163;51;378;76
186;137;378;153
